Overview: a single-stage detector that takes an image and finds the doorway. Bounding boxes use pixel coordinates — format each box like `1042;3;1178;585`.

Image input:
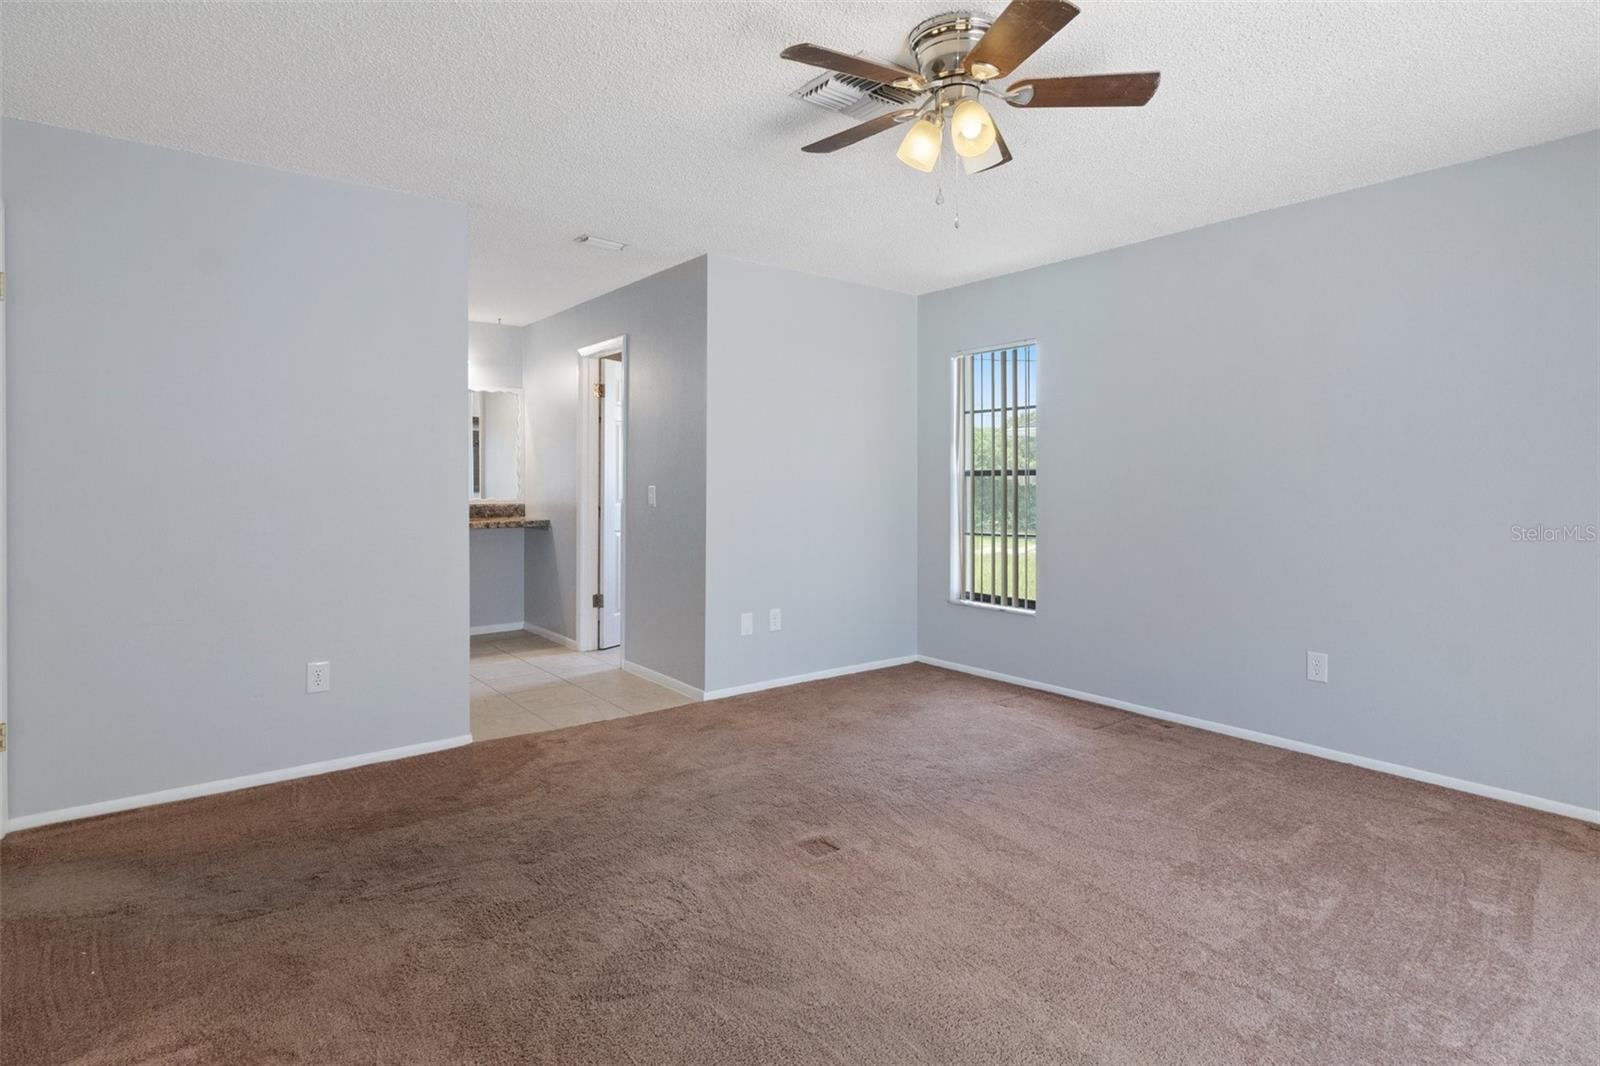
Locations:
576;336;627;654
597;355;623;650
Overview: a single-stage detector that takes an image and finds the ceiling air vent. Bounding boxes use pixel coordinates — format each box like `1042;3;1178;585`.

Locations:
791;68;921;120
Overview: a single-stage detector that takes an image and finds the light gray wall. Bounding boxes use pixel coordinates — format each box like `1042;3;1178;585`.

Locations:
523;257;707;686
468;320;526;630
469;528;524;630
917;132;1600;810
705;257;917;692
5;121;468;819
467;320;523;392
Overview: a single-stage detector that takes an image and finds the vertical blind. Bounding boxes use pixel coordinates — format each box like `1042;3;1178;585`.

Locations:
955;345;1037;611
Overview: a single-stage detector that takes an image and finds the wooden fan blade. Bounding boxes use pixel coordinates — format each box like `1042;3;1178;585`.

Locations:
780;44;925;89
801;109;918;154
1007;72;1160;108
963;0;1080;80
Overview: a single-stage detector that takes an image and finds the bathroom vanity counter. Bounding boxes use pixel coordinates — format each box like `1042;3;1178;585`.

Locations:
470;516;551;530
468;503;548;531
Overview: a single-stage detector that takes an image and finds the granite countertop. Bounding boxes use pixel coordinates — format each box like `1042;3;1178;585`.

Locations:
469;502;550;531
470;516;551;530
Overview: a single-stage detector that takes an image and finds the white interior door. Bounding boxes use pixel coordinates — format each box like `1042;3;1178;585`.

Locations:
1;197;8;835
598;358;624;649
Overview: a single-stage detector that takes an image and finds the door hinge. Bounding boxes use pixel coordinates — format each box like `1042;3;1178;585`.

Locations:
593;382;605;399
0;271;7;303
0;722;7;753
592;593;604;608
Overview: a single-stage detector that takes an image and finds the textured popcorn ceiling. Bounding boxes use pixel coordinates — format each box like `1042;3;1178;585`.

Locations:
5;2;1598;325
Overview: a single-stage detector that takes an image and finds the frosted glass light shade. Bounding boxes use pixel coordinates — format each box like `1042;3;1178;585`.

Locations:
950;99;997;158
896;117;943;172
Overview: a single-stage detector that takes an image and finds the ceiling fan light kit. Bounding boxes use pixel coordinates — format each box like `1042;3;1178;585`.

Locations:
782;0;1159;175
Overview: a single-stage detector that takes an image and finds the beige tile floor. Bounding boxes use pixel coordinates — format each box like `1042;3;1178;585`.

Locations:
469;630;694;741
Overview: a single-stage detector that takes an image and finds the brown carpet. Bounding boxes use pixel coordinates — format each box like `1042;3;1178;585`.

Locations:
4;664;1596;1065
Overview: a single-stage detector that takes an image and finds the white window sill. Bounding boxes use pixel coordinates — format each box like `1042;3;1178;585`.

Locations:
949;597;1036;617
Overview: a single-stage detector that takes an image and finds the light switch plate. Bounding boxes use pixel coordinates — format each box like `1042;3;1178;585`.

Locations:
740;612;753;637
647;485;657;508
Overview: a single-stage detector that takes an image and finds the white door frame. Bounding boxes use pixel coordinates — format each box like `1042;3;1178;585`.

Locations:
575;335;627;653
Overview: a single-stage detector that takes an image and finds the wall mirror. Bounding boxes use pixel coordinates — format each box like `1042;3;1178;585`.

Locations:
469;388;522;500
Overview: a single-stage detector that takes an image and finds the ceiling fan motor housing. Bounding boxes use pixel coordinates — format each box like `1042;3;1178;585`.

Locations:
907;11;995;81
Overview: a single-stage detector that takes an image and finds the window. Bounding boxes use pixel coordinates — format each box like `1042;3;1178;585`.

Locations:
953;344;1037;611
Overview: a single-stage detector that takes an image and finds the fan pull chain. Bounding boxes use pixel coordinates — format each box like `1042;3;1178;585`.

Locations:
937;145;961;229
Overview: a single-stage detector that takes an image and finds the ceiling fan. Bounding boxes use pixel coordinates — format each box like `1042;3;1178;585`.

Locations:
780;0;1158;175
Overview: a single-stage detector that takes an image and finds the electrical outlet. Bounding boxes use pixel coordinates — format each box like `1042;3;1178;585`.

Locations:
740;612;753;637
306;661;331;693
647;485;657;508
1306;651;1328;684
769;608;782;632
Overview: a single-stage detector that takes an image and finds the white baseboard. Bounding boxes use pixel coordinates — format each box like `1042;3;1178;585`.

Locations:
522;623;576;649
471;621;575;647
470;621;526;636
6;734;474;833
703;655;918;701
622;660;705;701
916;655;1600;825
